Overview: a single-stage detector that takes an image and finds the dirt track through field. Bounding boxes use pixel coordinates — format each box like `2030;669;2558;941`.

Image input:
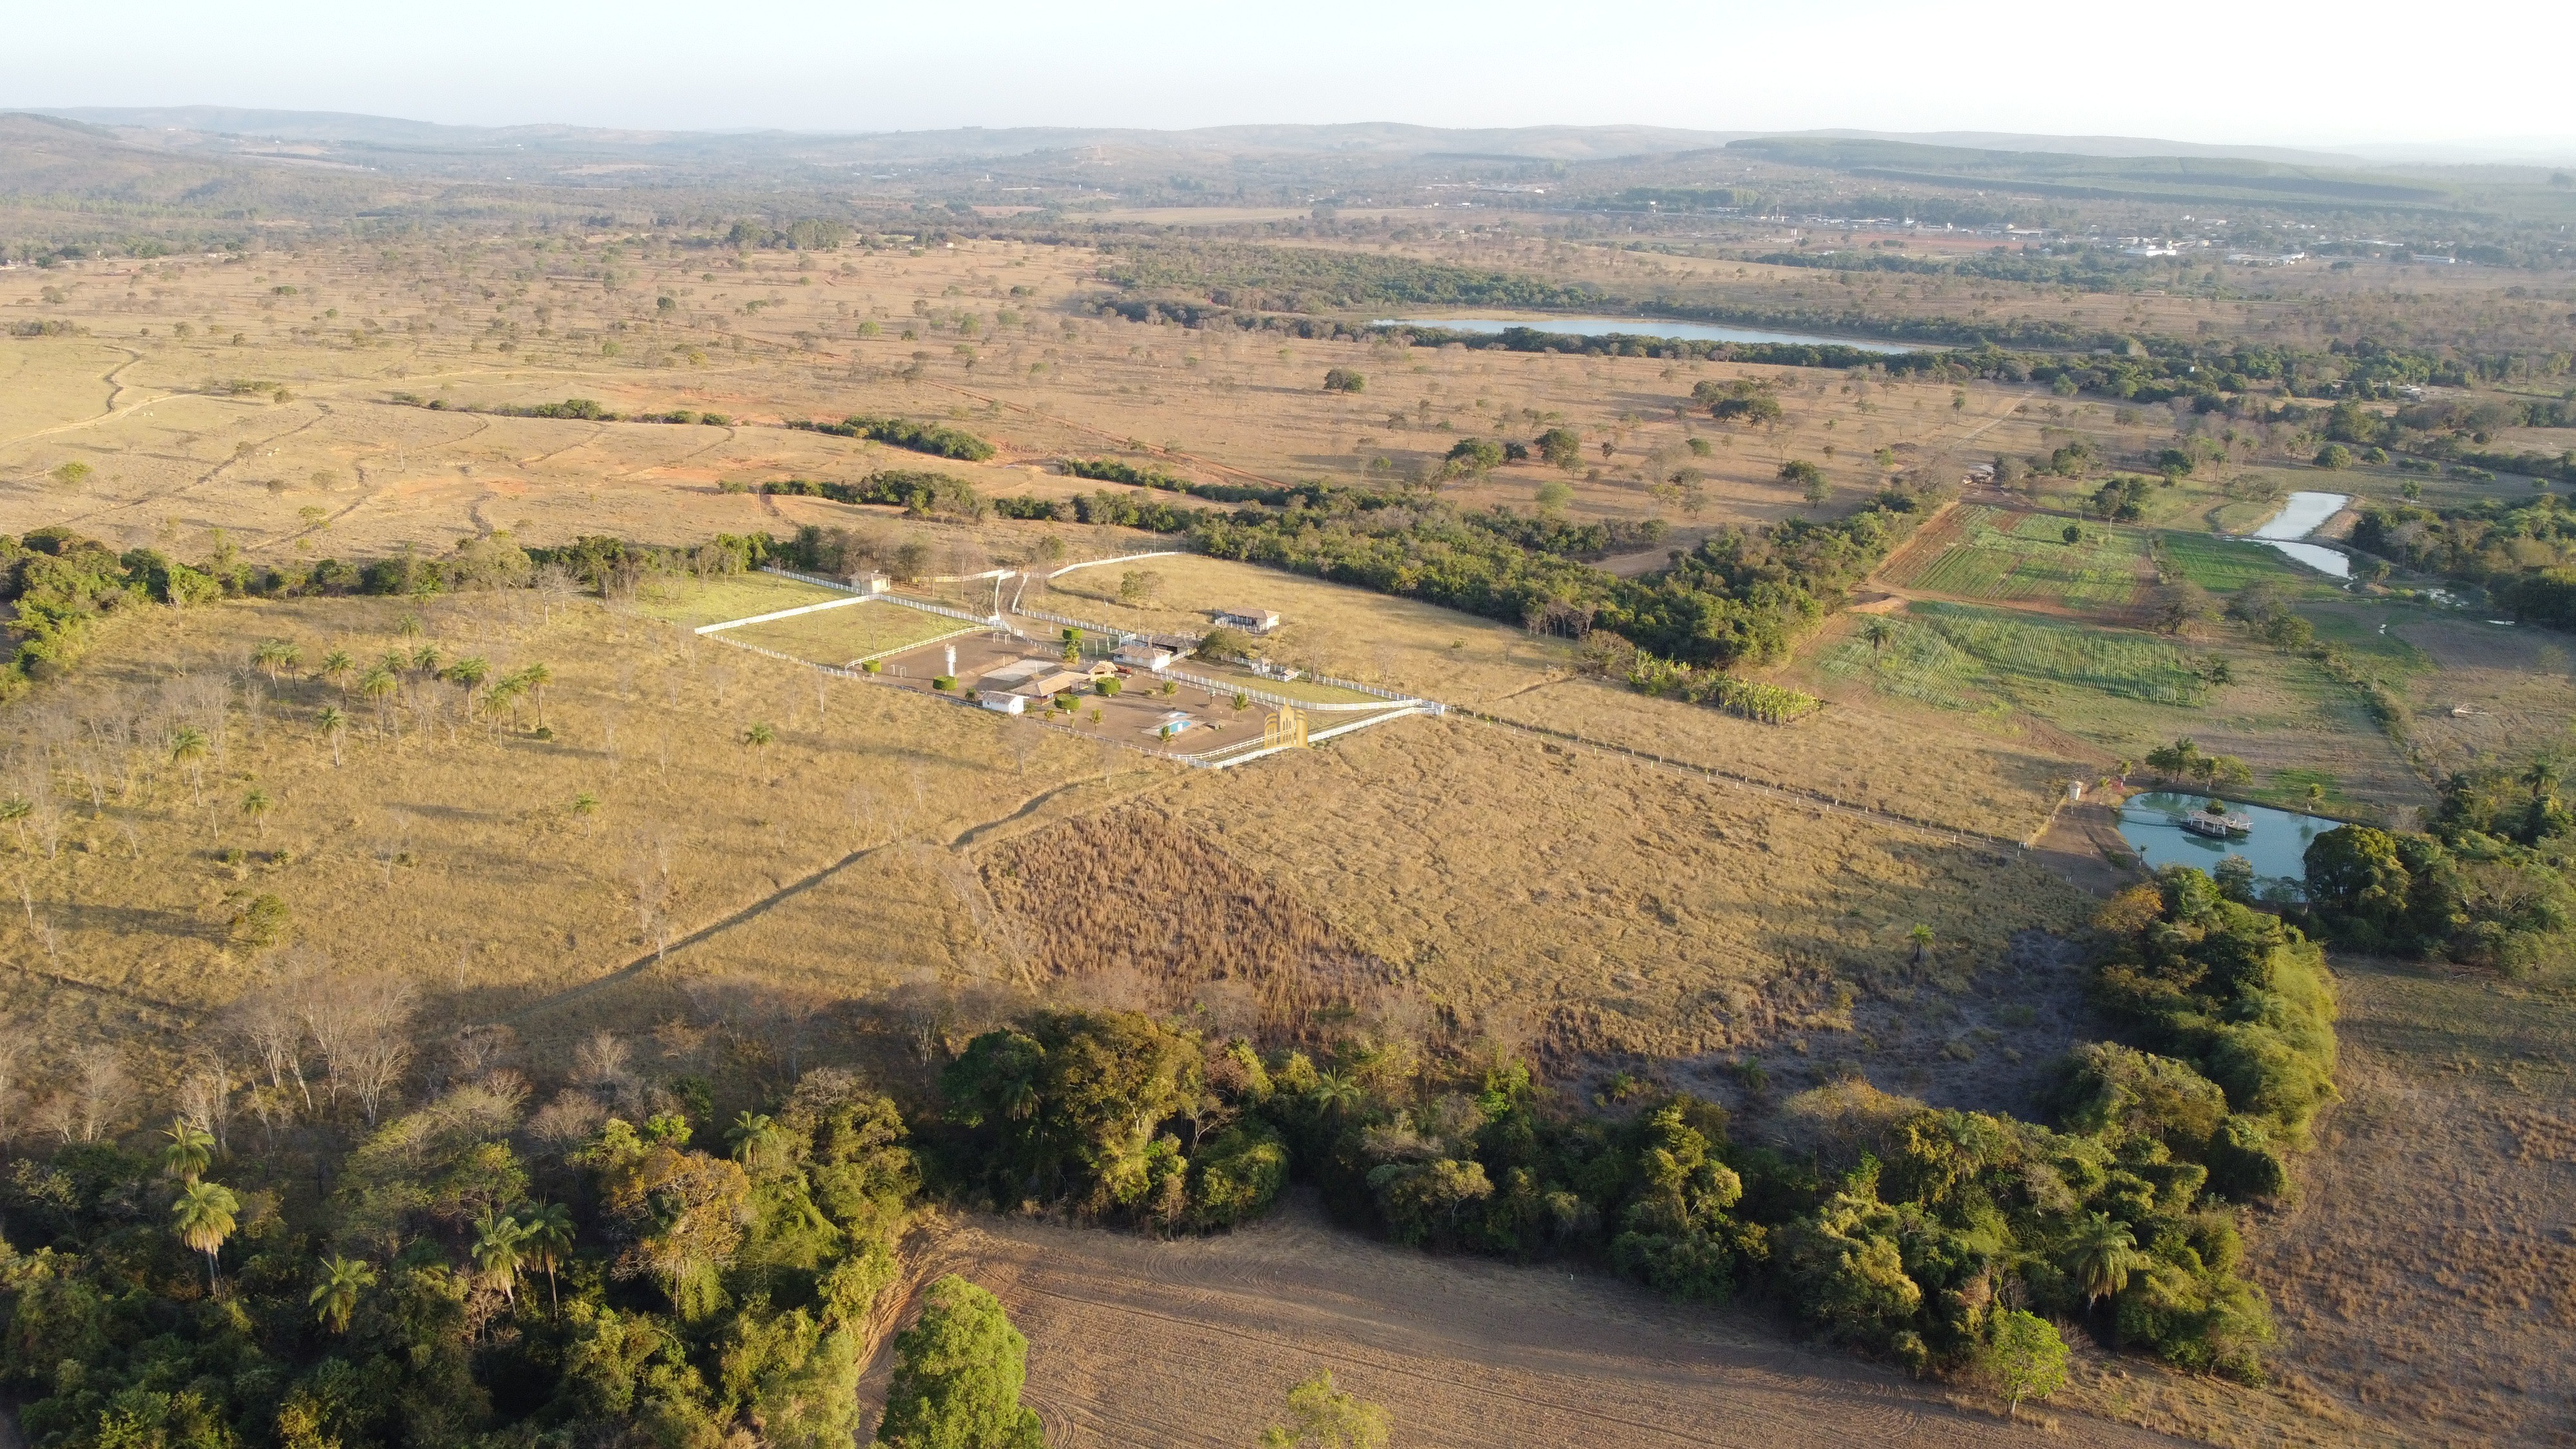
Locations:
900;1199;2187;1449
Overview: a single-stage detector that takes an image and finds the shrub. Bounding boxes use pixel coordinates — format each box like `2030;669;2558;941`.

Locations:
1321;368;1365;393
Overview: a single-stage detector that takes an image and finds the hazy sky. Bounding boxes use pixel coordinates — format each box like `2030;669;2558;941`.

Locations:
5;0;2569;149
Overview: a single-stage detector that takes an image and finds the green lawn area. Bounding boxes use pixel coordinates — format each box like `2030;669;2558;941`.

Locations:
727;602;978;666
1814;600;2211;715
1891;506;2154;614
1175;661;1388;705
629;573;847;629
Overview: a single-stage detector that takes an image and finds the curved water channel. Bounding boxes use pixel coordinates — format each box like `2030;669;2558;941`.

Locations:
1373;315;1922;354
2115;791;2340;898
2249;490;2351;577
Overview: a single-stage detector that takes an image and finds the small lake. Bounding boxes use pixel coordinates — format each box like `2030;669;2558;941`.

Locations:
2249;491;2351;578
1374;315;1922;354
2116;791;2340;897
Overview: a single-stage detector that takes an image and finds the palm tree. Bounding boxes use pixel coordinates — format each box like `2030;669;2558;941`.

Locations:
444;655;490;707
396;612;423;641
358;666;398;732
1862;617;1894;652
253;639;301;681
309;1255;376;1333
242;788;274;841
319;649;355;693
728;1111;785;1173
162;1117;215;1182
171;1180;240;1289
1908;923;1935;967
1308;1070;1367;1121
411;645;441;676
743;722;776;748
316;706;349;767
519;663;553;728
2064;1213;2148;1311
571;791;601;838
170;726;211;807
471;1206;530;1307
516;1202;574;1316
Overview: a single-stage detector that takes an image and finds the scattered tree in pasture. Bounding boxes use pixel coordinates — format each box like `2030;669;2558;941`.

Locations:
1777;459;1822;490
320;649;355;692
1983;1310;2069;1420
253;638;301;681
571;791;602;837
316;705;348;766
1260;1370;1389;1449
169;725;210;806
744;721;778;748
242;787;274;839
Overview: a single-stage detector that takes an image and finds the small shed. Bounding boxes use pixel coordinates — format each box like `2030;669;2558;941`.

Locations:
980;692;1029;715
1215;606;1281;634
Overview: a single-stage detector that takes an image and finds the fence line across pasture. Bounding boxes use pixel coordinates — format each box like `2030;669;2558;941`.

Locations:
1460;708;2032;856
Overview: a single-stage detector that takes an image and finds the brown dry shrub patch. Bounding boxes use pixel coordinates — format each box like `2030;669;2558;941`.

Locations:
980;810;1389;1029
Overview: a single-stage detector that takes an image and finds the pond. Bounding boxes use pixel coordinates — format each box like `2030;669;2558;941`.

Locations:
2116;791;2342;898
1373;315;1922;354
2250;491;2351;578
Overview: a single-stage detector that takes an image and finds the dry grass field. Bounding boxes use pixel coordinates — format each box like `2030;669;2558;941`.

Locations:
5;215;2573;1449
0;235;2104;569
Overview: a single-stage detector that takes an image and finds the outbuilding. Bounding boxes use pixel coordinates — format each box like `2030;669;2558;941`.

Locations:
1214;606;1281;634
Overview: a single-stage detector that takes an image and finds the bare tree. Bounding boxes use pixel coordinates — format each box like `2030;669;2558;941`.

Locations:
372;810;414;888
227;977;314;1115
570;1030;642;1113
335;972;417;1127
175;1059;234;1158
52;1043;136;1142
0;1016;32;1144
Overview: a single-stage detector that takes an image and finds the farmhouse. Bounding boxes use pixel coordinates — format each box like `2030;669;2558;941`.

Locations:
1114;641;1178;671
1215;605;1281;634
976;657;1057;689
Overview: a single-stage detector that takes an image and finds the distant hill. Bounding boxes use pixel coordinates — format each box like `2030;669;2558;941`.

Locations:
1725;135;2455;210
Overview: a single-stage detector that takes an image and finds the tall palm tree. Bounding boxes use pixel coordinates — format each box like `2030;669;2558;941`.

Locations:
728;1111;785;1173
169;727;211;807
444;656;490;708
171;1180;240;1289
471;1206;530;1307
358;667;398;732
309;1255;376;1333
253;639;300;681
1862;617;1895;652
319;649;355;693
2064;1213;2148;1311
516;1202;574;1316
316;706;349;768
242;788;274;841
162;1117;215;1183
518;663;553;728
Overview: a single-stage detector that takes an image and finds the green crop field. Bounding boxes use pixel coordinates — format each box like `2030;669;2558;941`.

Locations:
725;600;979;665
1889;506;2155;614
2155;531;2309;594
1815;600;2211;714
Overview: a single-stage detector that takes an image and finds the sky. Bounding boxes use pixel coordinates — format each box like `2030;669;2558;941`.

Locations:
4;0;2571;153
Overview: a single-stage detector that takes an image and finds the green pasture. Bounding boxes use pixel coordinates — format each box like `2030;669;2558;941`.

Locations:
726;601;977;665
629;572;846;629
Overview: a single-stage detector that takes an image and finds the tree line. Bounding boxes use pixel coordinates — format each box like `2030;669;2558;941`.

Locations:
0;860;2333;1449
